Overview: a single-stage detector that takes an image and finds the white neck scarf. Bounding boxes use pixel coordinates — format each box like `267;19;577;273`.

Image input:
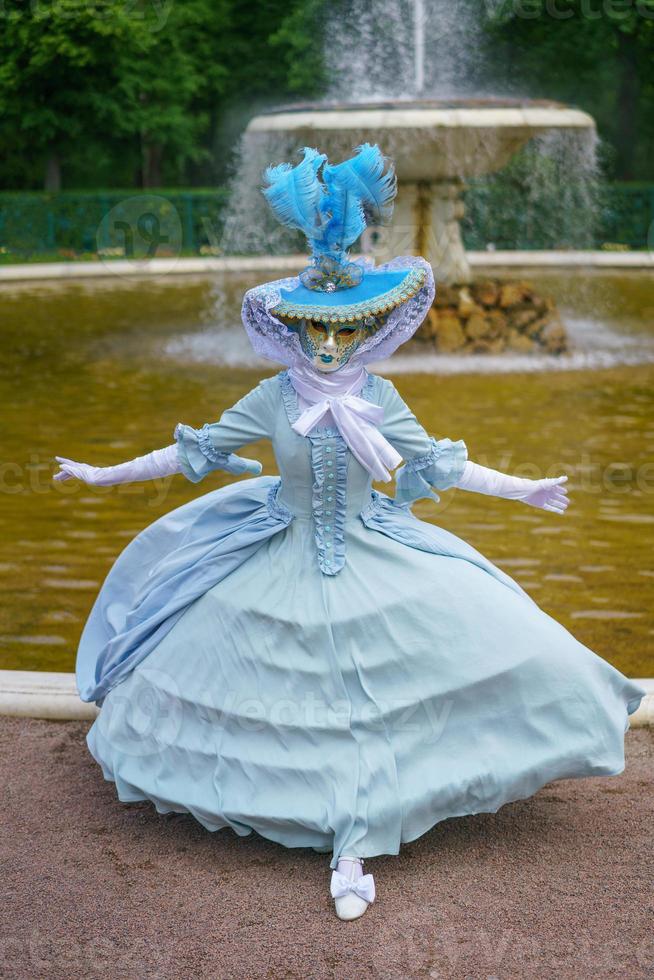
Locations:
288;360;402;482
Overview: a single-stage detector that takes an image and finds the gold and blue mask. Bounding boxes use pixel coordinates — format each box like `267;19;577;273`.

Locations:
296;315;384;372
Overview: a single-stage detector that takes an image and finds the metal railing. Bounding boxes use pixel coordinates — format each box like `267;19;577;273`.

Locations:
0;184;652;260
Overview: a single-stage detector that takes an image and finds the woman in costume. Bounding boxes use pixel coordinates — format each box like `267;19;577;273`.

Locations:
55;145;646;922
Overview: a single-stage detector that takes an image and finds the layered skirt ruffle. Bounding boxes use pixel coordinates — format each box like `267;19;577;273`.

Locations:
84;478;646;869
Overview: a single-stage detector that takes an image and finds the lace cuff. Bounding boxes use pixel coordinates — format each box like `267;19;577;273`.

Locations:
174;423;263;484
394;437;467;507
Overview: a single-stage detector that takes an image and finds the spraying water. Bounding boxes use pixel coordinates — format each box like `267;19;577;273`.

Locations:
323;0;487;101
221;0;599;264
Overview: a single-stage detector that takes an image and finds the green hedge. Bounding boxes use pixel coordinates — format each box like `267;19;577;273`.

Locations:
0;189;230;260
0;184;652;260
463;181;654;252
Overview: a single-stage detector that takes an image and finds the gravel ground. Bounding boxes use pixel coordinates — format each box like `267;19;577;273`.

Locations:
1;716;652;980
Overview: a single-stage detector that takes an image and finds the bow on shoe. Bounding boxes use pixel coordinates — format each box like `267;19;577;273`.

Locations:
330;869;376;903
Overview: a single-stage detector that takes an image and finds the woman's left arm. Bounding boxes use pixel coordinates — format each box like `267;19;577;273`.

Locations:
455;461;568;513
377;377;468;504
377;378;569;514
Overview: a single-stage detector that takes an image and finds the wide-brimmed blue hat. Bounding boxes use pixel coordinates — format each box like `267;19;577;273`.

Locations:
261;143;427;324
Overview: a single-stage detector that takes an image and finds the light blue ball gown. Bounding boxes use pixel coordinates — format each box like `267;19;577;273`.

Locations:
80;369;646;870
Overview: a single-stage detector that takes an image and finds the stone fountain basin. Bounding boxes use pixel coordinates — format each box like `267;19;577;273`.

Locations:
246;99;596;179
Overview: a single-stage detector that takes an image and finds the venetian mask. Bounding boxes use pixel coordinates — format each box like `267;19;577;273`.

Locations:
296;316;381;372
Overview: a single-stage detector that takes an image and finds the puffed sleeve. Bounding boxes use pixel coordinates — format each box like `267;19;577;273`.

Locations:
376;377;468;505
174;376;276;484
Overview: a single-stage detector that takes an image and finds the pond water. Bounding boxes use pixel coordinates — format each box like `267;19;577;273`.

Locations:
1;268;653;676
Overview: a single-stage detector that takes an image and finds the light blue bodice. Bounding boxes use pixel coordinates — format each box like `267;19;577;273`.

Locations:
175;371;468;576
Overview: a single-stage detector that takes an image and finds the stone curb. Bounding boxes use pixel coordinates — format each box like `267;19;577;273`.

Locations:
0;255;305;283
0;670;98;720
0;251;652;284
468;250;654;269
0;669;651;725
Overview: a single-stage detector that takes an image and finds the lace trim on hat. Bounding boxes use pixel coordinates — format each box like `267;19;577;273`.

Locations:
241;256;434;368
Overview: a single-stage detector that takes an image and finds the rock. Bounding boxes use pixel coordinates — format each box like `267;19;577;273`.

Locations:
465;313;492;340
487;336;507;353
468;337;506;354
457;287;481;318
499;282;533;308
510;308;540;331
524;315;550;339
541;320;568;354
486;310;507;337
506;330;536;353
412;277;567;356
421;307;441;340
434;314;467;351
434;284;459;308
472;280;499;307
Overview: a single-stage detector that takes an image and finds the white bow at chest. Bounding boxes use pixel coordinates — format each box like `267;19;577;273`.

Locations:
329;869;376;903
288;363;402;482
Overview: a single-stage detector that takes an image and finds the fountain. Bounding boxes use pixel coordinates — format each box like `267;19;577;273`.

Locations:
245;96;595;284
226;0;600;355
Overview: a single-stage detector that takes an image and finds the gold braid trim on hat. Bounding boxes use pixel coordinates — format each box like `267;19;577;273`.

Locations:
271;266;426;324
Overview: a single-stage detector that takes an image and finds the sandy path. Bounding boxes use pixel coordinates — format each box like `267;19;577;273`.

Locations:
1;716;652;979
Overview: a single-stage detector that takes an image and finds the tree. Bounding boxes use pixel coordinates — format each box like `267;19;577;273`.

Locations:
486;0;654;179
188;0;330;185
0;0;229;189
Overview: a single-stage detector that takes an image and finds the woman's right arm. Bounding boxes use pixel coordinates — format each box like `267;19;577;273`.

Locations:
174;375;275;483
54;376;277;486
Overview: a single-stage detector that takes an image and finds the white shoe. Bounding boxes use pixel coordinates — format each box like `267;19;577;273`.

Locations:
330;856;375;921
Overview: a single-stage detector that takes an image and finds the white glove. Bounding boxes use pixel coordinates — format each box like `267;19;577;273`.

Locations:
53;445;180;486
456;460;569;514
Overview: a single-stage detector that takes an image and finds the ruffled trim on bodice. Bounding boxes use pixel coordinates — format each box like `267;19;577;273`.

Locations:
278;369;377;575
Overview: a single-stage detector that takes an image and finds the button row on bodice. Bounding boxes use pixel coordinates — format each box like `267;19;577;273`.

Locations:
310;435;347;575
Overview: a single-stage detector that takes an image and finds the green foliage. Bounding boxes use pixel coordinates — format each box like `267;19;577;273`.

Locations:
485;0;654;178
1;183;651;259
1;0;654;187
269;0;329;96
0;189;230;258
0;0;326;190
0;0;229;188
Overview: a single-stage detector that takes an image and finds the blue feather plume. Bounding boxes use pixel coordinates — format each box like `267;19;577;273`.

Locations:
314;165;366;263
324;143;397;225
260;142;396;276
261;147;326;239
